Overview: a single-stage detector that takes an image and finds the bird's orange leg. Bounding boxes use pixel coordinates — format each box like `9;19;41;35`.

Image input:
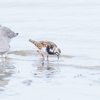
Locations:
37;50;44;60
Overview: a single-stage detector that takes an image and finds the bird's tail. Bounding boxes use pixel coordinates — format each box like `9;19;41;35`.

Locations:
29;39;42;49
29;39;36;44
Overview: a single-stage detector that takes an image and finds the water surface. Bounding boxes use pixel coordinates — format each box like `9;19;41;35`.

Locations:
0;0;100;100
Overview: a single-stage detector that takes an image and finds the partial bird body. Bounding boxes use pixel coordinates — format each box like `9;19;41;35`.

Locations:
0;25;19;59
0;37;10;55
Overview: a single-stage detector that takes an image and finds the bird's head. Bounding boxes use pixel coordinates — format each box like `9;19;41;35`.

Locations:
54;48;61;60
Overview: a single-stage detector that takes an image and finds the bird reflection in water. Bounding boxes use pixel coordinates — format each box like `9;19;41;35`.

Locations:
32;58;60;79
0;58;15;87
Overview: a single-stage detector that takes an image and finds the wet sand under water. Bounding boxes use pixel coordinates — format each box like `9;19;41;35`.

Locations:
0;50;100;100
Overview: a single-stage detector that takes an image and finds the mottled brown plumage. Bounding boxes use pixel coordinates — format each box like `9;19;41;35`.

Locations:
29;39;61;60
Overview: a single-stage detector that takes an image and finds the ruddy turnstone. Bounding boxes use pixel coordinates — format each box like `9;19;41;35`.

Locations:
29;39;61;60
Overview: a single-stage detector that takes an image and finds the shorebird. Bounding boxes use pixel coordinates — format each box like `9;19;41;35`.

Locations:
29;39;61;60
0;25;19;59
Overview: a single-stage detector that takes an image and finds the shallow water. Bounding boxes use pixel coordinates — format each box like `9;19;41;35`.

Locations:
0;0;100;100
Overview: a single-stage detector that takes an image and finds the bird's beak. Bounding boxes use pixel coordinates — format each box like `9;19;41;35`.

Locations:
56;53;60;60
